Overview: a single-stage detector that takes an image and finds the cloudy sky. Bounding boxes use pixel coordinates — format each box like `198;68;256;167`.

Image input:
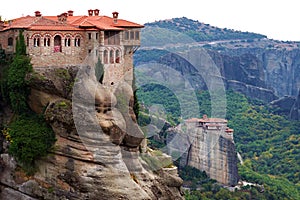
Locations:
1;0;300;41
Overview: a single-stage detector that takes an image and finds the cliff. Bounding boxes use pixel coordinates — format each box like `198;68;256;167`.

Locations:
137;18;300;104
0;66;184;200
166;117;239;186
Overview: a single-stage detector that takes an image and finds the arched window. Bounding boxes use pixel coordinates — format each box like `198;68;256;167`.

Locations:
74;37;80;47
104;50;108;64
110;50;114;63
54;35;62;52
34;37;40;47
26;37;29;46
44;37;50;47
65;37;71;47
8;37;13;46
115;49;120;63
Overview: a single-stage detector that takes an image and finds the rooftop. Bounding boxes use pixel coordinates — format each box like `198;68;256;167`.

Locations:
1;9;144;31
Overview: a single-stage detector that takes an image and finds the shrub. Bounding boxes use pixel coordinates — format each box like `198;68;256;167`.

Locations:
6;114;56;174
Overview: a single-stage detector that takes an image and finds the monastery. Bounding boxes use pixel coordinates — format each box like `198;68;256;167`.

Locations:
0;9;144;85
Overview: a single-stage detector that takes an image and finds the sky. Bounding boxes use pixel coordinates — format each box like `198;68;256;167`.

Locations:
1;0;300;41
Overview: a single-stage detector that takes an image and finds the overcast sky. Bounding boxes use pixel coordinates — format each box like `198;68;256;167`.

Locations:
1;0;300;41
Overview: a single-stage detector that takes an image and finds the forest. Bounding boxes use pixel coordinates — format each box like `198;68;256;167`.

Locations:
136;84;300;199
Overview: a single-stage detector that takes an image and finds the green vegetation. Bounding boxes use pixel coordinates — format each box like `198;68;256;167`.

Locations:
143;17;266;46
0;30;56;175
136;83;181;126
136;82;300;199
3;114;55;174
6;30;32;113
181;166;267;200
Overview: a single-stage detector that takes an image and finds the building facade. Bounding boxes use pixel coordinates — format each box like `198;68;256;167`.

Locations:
0;9;144;85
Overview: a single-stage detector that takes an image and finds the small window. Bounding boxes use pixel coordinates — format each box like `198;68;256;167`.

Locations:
135;31;140;40
88;33;92;40
130;31;134;40
96;33;99;40
74;37;80;47
88;49;92;54
34;37;40;47
26;37;29;46
65;38;71;47
124;31;129;40
8;37;13;46
110;50;114;63
44;38;50;46
115;50;120;63
104;50;108;64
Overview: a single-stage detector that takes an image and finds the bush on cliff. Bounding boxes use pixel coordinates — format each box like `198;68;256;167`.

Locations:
5;114;56;174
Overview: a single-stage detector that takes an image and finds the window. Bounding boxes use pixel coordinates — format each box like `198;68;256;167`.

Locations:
8;37;13;46
88;33;92;40
34;37;40;47
135;31;140;40
104;31;120;45
26;37;29;46
130;31;134;40
124;31;129;40
96;33;99;40
74;37;80;47
44;38;50;46
88;49;92;54
110;50;114;63
65;37;71;47
115;50;120;63
54;35;62;52
104;50;108;64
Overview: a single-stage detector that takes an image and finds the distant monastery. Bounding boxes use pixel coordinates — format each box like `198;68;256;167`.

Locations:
0;9;144;85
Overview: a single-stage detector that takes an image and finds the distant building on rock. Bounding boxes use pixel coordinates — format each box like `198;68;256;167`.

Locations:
183;115;239;186
0;9;144;85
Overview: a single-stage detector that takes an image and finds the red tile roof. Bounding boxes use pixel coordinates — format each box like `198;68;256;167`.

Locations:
1;12;144;32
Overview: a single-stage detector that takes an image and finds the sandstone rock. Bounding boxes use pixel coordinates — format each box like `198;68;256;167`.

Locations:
0;66;184;199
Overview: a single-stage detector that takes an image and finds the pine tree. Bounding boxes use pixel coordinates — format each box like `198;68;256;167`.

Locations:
7;30;32;113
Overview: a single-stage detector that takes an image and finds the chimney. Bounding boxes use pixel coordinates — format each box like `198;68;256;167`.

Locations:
88;9;93;16
34;11;42;17
57;12;68;23
94;9;100;16
112;11;119;24
67;10;74;16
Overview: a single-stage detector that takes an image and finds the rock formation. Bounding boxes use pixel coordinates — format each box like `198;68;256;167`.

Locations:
0;66;184;200
289;89;300;120
166;116;239;186
136;42;300;104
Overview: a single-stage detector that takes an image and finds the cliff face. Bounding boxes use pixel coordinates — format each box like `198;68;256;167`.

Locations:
154;50;277;103
136;43;300;104
223;47;300;98
0;66;184;200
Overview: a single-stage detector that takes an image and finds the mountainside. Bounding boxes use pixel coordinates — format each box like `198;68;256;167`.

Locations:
135;17;300;199
136;17;300;113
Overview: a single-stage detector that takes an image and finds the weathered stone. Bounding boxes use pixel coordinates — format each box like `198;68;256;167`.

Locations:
0;66;184;199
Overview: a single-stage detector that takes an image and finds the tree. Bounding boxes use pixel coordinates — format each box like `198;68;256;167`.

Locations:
7;30;32;113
